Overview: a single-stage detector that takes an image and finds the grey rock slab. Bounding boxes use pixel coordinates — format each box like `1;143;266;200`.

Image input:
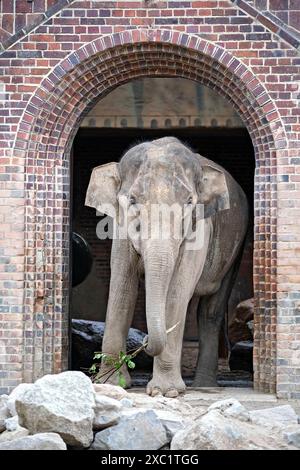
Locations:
171;409;291;450
90;409;168;450
0;426;29;443
207;398;250;422
7;383;32;416
0;395;9;432
72;320;152;371
152;409;186;440
16;371;95;448
128;392;194;416
284;429;300;448
93;394;122;430
120;398;133;408
93;383;129;400
4;415;19;431
250;405;298;427
0;432;66;450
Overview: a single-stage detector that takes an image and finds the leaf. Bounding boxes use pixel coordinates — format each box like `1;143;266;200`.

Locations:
127;360;135;369
89;364;97;373
117;372;127;388
94;353;105;360
119;351;127;361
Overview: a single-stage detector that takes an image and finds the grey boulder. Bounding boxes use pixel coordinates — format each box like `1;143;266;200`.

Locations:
0;432;66;450
15;371;95;448
93;395;122;430
7;383;32;416
90;409;168;450
93;383;129;400
0;395;10;432
0;426;29;443
284;429;300;448
171;403;292;450
152;409;185;440
72;319;152;371
4;415;19;431
249;405;298;427
207;397;250;422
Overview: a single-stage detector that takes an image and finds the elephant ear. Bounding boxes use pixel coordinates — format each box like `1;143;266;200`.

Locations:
85;162;120;218
197;162;230;218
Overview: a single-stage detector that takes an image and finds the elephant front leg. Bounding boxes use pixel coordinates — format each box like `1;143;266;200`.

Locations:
99;242;139;388
146;285;192;398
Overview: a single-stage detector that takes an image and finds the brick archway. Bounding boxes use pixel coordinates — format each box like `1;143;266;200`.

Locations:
14;29;286;394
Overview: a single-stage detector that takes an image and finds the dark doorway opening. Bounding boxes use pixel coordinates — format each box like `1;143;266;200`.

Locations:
71;127;255;386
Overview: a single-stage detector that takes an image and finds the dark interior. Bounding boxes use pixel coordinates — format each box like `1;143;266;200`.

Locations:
71;127;255;385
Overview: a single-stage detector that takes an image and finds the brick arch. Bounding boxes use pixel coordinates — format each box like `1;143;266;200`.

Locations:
15;30;286;393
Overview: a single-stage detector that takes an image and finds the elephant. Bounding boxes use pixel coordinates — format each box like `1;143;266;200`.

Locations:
85;137;248;397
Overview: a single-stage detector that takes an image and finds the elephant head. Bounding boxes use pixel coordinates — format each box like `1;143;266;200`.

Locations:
85;137;230;357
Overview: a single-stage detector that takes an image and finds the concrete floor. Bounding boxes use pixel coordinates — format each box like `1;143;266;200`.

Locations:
129;387;300;416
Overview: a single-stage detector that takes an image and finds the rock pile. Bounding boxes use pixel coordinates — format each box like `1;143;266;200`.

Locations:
0;372;299;450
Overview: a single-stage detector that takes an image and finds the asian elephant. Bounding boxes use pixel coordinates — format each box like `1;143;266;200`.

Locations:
85;137;248;397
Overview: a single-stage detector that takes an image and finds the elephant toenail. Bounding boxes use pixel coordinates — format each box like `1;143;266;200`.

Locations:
151;387;162;397
165;388;179;398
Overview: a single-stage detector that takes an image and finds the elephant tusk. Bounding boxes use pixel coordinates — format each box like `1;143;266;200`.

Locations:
166;321;180;335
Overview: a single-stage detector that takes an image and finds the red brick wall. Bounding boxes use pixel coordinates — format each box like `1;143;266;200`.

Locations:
254;0;300;33
0;1;72;49
0;1;299;398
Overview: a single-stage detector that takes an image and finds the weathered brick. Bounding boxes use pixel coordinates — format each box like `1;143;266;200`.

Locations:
0;0;298;400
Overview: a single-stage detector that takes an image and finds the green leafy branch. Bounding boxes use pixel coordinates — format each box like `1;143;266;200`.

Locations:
89;322;180;387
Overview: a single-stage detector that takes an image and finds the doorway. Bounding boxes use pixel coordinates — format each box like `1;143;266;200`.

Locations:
71;78;255;387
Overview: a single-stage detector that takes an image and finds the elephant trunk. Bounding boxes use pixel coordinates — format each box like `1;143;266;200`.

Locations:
143;242;175;357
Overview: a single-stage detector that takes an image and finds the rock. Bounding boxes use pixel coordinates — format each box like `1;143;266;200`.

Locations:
120;398;133;408
0;426;29;443
171;409;290;450
207;398;250;422
93;383;129;400
250;405;298;427
229;298;254;344
90;409;169;450
152;409;185;440
0;432;67;450
7;383;32;416
5;415;19;431
127;392;194;416
284;429;300;448
229;340;253;373
16;371;95;448
93;395;122;430
115;406;185;440
0;395;9;432
72;319;153;371
247;320;254;334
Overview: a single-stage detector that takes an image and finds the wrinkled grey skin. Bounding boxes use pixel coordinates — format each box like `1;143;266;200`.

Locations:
85;137;248;397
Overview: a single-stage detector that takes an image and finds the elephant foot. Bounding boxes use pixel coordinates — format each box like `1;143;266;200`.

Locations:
96;364;132;389
146;374;186;398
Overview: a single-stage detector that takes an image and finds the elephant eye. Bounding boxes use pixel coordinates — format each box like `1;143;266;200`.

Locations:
187;196;193;205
